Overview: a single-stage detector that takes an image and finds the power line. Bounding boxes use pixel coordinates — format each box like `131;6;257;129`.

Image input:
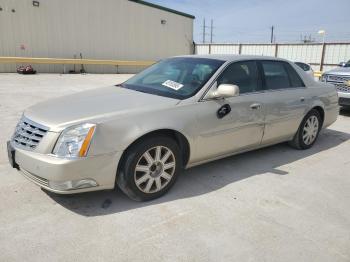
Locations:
196;23;350;43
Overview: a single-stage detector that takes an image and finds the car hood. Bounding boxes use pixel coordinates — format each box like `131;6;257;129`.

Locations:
24;86;179;131
325;67;350;76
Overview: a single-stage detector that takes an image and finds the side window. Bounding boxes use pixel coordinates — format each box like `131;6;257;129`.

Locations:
285;63;305;87
261;61;291;90
261;61;305;90
295;62;310;71
217;61;261;94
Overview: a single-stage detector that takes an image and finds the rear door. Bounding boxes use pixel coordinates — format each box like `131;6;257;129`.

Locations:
258;60;308;145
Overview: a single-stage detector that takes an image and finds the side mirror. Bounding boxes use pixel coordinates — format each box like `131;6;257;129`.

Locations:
211;84;240;99
338;62;346;67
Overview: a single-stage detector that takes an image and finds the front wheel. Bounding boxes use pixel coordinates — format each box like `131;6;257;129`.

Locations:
289;109;322;150
117;136;182;201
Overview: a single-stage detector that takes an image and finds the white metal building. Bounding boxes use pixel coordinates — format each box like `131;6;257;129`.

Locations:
0;0;194;73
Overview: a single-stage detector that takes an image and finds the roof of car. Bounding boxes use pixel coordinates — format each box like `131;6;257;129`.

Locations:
175;54;288;62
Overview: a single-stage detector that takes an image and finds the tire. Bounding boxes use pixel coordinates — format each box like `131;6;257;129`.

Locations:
289;109;322;150
117;136;182;201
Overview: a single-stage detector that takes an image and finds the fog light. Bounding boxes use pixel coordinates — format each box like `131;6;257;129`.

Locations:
49;179;98;191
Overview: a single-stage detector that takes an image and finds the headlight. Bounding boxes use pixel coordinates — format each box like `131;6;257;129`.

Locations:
53;123;96;158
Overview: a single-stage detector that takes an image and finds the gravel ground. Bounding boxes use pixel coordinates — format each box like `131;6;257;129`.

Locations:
0;73;349;262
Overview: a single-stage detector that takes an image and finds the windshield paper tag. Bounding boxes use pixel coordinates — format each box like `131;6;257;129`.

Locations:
162;80;184;90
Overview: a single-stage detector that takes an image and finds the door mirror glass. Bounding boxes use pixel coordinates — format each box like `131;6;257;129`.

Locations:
211;84;240;99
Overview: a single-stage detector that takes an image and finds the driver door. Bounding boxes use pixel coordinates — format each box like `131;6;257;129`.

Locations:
192;60;266;163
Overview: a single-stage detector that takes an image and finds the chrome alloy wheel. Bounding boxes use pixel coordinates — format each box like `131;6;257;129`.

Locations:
134;146;176;194
302;115;319;145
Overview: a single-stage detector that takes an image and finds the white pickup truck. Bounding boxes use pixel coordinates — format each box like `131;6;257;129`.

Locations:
321;61;350;107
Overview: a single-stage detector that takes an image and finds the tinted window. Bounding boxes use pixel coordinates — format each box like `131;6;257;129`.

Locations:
295;62;310;71
261;61;304;90
122;58;224;99
285;63;305;87
217;61;261;94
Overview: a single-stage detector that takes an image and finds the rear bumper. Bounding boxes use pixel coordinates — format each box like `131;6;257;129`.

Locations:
11;142;123;194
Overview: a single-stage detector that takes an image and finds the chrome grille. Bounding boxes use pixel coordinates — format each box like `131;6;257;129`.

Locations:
334;83;350;93
327;75;350;82
12;117;49;150
325;74;350;93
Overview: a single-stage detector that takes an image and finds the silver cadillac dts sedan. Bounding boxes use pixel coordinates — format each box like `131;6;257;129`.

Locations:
7;55;339;201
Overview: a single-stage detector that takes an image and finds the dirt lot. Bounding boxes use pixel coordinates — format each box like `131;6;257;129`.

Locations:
0;73;349;262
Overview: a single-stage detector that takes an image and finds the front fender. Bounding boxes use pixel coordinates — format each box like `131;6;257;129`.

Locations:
88;103;198;157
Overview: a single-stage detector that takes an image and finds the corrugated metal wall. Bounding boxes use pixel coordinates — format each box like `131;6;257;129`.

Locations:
211;45;240;55
196;43;350;72
0;0;193;73
241;44;276;56
277;44;322;65
322;44;350;72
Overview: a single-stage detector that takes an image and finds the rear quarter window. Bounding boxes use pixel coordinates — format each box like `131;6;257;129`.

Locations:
285;63;305;87
261;61;305;90
295;62;311;71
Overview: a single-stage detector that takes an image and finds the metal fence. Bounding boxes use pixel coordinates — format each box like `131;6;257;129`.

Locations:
195;42;350;72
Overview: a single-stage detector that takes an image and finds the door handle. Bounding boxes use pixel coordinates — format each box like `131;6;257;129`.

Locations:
300;97;305;102
250;103;261;110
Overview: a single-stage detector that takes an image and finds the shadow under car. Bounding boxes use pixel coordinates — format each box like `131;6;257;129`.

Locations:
45;128;350;217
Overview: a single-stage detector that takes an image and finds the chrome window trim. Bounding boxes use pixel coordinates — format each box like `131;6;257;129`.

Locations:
200;86;307;102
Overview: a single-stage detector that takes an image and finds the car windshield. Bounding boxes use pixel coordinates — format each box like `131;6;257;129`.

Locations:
345;60;350;67
121;57;224;99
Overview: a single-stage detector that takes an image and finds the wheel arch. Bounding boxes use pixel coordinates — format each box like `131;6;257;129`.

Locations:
305;98;325;127
310;105;325;127
117;128;191;174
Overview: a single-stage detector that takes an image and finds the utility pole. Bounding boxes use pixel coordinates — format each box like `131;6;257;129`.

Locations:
202;18;210;43
210;19;213;43
202;18;206;43
270;26;274;43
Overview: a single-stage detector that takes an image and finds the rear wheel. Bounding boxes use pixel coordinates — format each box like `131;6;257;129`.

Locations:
117;136;181;201
289;109;321;150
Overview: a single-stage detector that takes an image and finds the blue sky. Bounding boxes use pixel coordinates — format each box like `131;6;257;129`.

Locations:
147;0;350;43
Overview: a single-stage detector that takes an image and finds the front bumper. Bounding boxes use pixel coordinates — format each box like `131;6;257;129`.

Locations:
338;91;350;106
8;141;123;194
